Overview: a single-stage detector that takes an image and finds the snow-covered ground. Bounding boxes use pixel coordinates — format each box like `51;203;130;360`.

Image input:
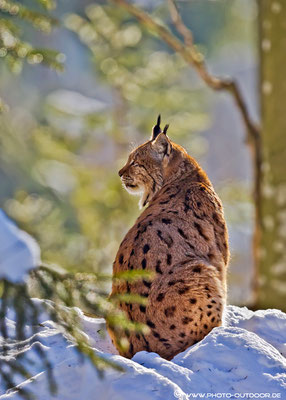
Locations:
1;300;286;400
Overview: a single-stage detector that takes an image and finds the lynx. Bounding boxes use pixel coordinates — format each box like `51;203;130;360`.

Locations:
107;116;229;360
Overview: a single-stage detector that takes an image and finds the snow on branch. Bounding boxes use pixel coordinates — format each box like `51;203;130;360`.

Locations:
0;210;40;283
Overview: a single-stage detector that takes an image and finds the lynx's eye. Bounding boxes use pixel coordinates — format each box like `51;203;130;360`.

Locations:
130;161;139;167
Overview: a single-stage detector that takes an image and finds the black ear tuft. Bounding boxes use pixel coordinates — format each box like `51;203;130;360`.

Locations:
151;114;161;140
163;124;169;135
157;114;161;126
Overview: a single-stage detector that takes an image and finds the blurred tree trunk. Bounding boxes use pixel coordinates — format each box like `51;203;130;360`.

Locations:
256;0;286;309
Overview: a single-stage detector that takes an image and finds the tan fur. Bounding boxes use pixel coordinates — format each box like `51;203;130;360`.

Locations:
107;128;229;360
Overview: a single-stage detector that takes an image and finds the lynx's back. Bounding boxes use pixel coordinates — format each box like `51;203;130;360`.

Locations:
108;116;229;360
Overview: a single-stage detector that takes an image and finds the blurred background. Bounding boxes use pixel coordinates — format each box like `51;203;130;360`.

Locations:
0;0;260;306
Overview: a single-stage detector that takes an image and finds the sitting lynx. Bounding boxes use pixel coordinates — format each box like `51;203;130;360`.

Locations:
108;116;229;360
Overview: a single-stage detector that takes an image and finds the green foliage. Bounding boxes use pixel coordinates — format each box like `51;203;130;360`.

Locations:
0;0;64;73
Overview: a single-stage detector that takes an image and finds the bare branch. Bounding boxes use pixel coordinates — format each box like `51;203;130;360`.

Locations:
167;0;193;47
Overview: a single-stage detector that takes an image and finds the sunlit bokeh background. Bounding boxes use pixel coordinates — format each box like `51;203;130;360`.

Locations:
0;0;258;305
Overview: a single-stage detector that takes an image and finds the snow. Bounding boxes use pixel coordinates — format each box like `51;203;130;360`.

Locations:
1;302;286;399
0;210;40;283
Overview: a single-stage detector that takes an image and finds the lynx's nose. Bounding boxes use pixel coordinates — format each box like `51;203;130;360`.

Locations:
118;168;124;177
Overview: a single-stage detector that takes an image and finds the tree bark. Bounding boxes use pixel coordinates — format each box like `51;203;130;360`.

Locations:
256;0;286;309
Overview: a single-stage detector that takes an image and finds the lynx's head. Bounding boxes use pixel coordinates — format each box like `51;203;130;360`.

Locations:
119;115;189;208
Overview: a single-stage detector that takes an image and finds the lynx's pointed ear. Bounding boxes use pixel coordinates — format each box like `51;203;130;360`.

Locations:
163;124;169;135
152;132;171;160
151;114;161;140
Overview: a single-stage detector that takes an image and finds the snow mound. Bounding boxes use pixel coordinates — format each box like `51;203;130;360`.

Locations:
0;210;40;283
1;303;286;399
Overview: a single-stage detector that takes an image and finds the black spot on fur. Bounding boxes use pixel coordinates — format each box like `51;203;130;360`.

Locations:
139;305;146;313
159;200;169;205
169;324;176;330
182;317;191;325
129;342;134;354
213;212;219;223
119;254;124;264
167;254;172;265
146;320;155;328
207;311;212;317
194;211;204;221
142;259;147;269
187;241;195;251
142;293;149;298
194;222;209;241
207;304;213;309
178;287;189;295
179;332;186;338
159;338;168;342
162;218;172;225
136;333;140;340
158;230;173;248
211;316;215;323
156;260;162;274
204;324;208;330
143;280;151;288
189;298;197;304
141;334;150;351
168;280;176;286
184;203;191;213
211;300;217;304
157;293;165;302
130;249;134;256
178;228;187;239
143;244;150;254
197;201;201;208
153;331;160;338
193;266;201;273
164;306;176;317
